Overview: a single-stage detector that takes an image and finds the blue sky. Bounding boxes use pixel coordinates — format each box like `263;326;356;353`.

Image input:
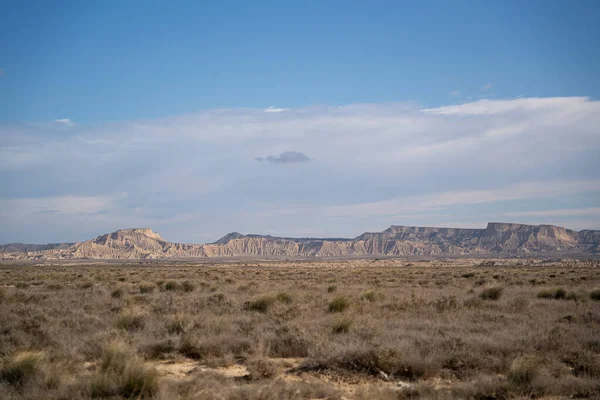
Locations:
1;1;600;243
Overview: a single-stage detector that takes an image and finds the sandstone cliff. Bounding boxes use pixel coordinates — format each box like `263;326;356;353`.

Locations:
1;223;598;260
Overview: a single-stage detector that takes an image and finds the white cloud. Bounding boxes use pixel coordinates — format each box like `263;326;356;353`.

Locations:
53;118;75;127
450;90;461;96
481;83;494;91
2;96;599;242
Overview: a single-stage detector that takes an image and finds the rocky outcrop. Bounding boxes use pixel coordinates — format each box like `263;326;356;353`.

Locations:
1;223;598;260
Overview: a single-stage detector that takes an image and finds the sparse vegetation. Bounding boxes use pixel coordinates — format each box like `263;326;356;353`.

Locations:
0;259;599;399
537;287;579;300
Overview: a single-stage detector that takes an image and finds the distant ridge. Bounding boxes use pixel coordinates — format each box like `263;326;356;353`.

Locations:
1;223;599;260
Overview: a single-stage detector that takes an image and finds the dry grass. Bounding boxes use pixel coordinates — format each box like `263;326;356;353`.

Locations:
0;258;599;399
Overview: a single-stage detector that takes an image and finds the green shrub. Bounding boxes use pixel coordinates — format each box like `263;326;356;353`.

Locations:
538;288;570;300
244;296;275;313
590;290;600;301
111;288;124;298
164;281;180;291
328;296;350;313
479;287;503;300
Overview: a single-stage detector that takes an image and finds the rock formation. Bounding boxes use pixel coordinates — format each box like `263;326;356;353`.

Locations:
1;223;599;260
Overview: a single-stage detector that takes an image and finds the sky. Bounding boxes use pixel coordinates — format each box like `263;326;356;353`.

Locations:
1;0;600;244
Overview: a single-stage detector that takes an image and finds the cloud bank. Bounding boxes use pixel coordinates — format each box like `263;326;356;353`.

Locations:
1;97;599;243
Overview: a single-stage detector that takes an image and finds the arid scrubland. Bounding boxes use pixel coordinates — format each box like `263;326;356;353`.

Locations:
1;259;599;399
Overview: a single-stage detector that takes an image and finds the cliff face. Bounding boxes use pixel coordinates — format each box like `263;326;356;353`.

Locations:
1;223;598;260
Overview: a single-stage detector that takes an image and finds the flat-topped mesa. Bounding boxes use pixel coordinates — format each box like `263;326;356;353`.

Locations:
484;222;528;234
115;228;164;240
2;222;598;260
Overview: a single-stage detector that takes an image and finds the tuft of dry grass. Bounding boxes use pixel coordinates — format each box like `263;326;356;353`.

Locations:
166;312;191;335
479;286;503;300
139;282;154;294
91;342;158;399
332;315;353;334
0;351;44;387
246;357;280;380
328;295;351;313
116;308;146;331
244;295;275;313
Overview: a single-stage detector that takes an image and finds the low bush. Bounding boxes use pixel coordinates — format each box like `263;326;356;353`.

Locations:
246;357;280;380
332;316;353;334
537;288;579;300
116;308;146;331
139;282;154;294
590;290;600;301
479;287;503;300
164;281;180;291
181;281;195;292
275;292;293;304
360;289;382;302
244;295;275;313
0;351;44;386
92;343;158;399
328;295;350;313
166;313;191;335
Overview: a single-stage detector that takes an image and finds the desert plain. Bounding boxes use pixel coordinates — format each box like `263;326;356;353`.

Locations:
1;257;600;399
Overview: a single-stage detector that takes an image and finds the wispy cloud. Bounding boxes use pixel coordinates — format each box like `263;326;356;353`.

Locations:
2;96;599;242
481;83;494;91
450;90;461;96
319;180;600;218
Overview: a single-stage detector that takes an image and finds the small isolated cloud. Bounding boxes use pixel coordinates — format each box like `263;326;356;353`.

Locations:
450;90;461;97
0;68;4;77
481;83;494;91
264;106;289;113
53;118;75;127
256;151;311;164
